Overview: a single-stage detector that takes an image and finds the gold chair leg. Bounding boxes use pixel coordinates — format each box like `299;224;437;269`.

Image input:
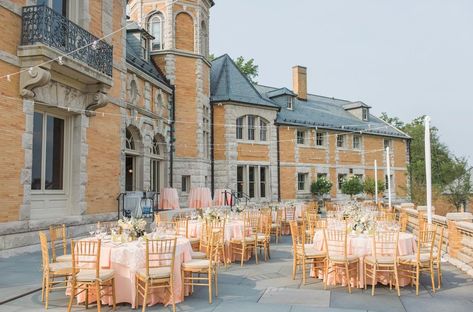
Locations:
415;265;420;296
142;281;149;312
170;279;176;312
371;265;377;296
394;265;401;297
241;244;245;267
208;272;213;304
345;263;352;294
41;274;46;303
85;285;89;309
430;263;436;293
215;268;219;298
95;281;101;312
437;262;442;289
67;280;75;312
111;279;116;311
302;258;306;285
364;262;368;290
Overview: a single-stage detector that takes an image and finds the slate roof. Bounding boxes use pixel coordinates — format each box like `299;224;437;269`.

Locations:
126;38;169;87
254;84;410;139
210;54;279;109
266;87;296;98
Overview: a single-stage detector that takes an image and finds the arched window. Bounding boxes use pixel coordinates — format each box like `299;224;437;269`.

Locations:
126;129;135;150
235;115;270;142
150;134;165;192
200;20;208;57
148;13;164;51
125;127;141;191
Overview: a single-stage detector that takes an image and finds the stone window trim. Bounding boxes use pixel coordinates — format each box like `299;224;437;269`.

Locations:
147;11;165;51
336;134;347;149
235;115;270;143
181;175;191;193
297;172;310;193
315;131;327;148
31;108;70;196
362;107;369;121
296;129;310;146
353;134;362;150
237;164;270;200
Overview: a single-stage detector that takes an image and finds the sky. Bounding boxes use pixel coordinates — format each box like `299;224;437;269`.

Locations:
209;0;473;162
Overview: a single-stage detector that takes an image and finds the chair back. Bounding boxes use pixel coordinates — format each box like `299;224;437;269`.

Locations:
324;228;348;261
156;221;177;235
144;238;177;278
200;221;211;255
436;226;445;262
274;208;283;224
377;212;396;222
399;212;408;232
372;231;399;261
70;239;101;279
39;231;51;271
284;205;296;221
209;229;223;265
176;218;189;238
49;224;67;262
260;214;272;237
417;224;437;261
289;221;306;255
246;211;261;234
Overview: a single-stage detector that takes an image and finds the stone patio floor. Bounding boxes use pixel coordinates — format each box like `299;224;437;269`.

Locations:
1;236;473;312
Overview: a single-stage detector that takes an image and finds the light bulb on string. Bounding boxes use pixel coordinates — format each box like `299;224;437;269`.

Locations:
92;40;98;50
28;67;34;75
57;56;64;65
6;75;11;82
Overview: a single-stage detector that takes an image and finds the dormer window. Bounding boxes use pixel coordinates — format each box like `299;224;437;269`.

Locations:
141;37;148;61
287;96;293;110
362;107;369;121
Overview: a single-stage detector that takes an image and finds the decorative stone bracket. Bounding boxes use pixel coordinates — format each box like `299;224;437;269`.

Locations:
85;92;109;117
20;66;51;99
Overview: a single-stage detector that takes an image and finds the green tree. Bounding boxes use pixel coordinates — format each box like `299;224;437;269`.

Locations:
445;167;472;212
311;177;333;198
208;54;259;83
341;176;364;198
363;177;385;199
380;113;471;206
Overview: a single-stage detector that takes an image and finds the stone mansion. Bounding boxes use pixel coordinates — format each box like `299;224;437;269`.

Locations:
0;0;409;250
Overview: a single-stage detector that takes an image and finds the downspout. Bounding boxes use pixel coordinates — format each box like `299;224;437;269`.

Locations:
277;124;281;202
169;84;176;187
210;103;215;195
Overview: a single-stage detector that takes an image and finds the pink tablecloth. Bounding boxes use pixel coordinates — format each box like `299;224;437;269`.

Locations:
188;187;212;209
213;189;233;206
70;237;192;308
187;220;252;262
160;188;180;210
311;231;416;288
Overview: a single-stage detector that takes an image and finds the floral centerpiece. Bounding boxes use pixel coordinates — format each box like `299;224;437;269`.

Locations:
117;217;147;239
340;201;375;234
203;207;225;220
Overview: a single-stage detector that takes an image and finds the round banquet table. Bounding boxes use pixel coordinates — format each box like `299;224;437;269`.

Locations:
159;188;180;210
69;236;192;308
188;187;212;209
311;230;417;288
187;219;252;262
213;189;233;206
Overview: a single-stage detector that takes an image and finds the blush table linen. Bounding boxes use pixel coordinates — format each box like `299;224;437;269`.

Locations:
311;231;416;288
213;189;233;206
159;188;180;210
70;237;193;308
188;187;212;209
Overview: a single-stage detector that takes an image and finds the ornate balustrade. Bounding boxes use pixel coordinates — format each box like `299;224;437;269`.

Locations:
21;5;113;77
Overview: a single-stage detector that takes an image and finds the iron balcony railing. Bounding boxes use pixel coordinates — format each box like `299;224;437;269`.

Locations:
21;5;113;77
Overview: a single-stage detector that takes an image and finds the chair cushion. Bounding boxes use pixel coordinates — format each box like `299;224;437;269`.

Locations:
182;259;210;269
257;234;268;241
188;237;200;244
49;261;72;273
191;251;207;259
271;224;280;228
365;255;396;264
76;269;114;282
232;236;256;243
137;267;171;279
329;254;359;263
56;254;72;263
399;254;431;263
301;248;326;258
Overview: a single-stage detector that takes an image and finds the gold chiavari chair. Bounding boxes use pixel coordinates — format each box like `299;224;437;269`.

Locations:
257;213;272;261
398;224;437;295
271;208;283;243
305;212;319;244
39;231;72;309
431;226;445;289
230;212;258;266
208;218;227;266
282;205;296;234
364;231;400;296
68;240;116;312
49;224;72;263
377;212;397;222
193;221;211;260
304;201;318;216
290;221;326;285
323;226;359;293
325;201;336;213
182;229;221;304
135;237;177;312
176;218;201;250
155;221;178;235
399;212;408;232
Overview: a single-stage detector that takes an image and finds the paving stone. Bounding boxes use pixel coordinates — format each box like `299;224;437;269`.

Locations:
330;290;405;312
400;296;473;312
259;287;330;307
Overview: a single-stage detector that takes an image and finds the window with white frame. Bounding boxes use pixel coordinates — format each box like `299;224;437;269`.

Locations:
247;115;255;140
316;132;326;147
236;117;244;140
384;138;393;150
148;13;164;51
182;175;191;193
296;130;306;145
141;36;149;60
260;119;267;141
150;135;164;192
337;134;346;148
297;173;309;191
338;173;347;190
287;96;293;110
362;107;369;121
125;128;140;191
237;165;269;199
32;111;66;191
353;135;362;150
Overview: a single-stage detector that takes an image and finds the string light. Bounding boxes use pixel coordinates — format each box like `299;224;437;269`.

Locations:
6;75;10;82
57;56;64;65
91;40;98;50
28;67;33;75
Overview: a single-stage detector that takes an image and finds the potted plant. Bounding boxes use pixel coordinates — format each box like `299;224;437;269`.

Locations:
363;177;385;202
311;177;333;213
341;176;364;199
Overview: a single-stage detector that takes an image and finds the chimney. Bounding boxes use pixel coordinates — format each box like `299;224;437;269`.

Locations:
292;65;307;101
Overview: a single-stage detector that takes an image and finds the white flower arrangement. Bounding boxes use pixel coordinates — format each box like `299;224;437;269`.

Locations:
118;217;147;238
341;201;375;234
203;207;225;220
